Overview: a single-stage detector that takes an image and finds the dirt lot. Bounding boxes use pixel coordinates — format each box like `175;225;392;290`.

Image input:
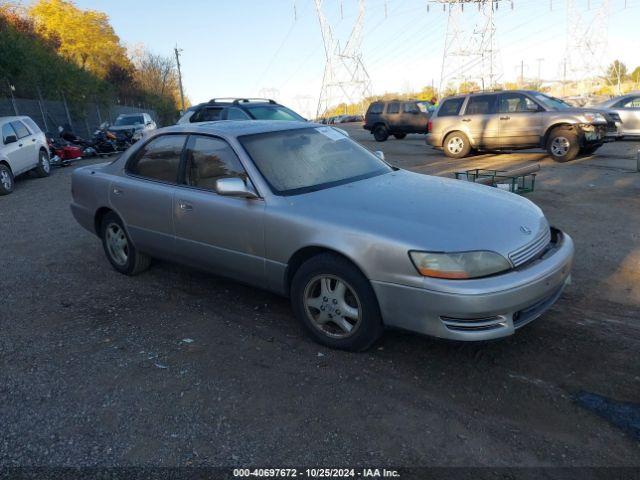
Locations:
1;125;639;471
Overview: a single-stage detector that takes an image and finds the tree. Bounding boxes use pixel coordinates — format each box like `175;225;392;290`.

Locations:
130;47;179;103
605;60;628;90
630;66;640;87
29;0;130;78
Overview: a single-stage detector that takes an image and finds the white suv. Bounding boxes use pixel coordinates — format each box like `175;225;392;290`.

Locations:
0;116;50;195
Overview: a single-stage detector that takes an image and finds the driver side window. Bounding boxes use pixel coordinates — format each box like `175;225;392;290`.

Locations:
184;135;247;191
499;94;539;113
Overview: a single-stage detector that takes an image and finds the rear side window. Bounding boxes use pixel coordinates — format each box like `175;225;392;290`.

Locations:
192;107;224;122
386;102;400;114
367;103;383;114
184;135;247;191
2;123;17;144
10;121;30;139
437;98;464;117
465;95;497;115
128;134;187;183
22;118;42;134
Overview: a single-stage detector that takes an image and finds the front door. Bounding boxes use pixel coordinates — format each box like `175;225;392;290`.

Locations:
173;134;266;287
401;102;428;133
110;134;187;258
460;94;500;148
497;93;543;148
1;122;30;174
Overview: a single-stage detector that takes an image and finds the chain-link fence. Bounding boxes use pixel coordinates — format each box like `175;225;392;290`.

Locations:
0;95;158;139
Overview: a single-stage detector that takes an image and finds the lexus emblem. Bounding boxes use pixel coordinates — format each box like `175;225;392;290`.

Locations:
520;225;532;235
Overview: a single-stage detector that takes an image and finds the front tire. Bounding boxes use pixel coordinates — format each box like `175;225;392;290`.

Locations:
0;164;14;195
373;125;389;142
443;131;471;158
33;149;51;178
100;212;151;276
291;253;383;352
547;127;579;162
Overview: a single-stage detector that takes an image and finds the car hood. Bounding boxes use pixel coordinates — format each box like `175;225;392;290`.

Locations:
287;170;548;258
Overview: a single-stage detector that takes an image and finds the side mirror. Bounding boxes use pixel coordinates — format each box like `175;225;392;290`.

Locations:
374;150;385;161
146;121;153;126
215;177;259;199
4;135;17;145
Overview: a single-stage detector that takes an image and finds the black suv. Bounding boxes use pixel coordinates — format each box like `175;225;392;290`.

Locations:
364;100;432;141
177;98;306;124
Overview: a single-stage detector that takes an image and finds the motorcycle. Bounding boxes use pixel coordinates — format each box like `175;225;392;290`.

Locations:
47;134;83;167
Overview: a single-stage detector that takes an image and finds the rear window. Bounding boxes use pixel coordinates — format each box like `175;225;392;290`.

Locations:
437;98;465;117
367;103;383;114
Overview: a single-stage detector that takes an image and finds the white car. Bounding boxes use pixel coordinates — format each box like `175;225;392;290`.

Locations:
109;113;157;141
0;116;50;195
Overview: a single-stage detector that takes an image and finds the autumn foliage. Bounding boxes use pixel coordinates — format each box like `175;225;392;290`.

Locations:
0;0;183;124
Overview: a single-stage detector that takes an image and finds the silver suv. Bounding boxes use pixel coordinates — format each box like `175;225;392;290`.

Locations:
427;90;620;162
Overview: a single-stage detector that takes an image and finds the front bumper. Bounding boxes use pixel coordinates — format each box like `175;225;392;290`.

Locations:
371;231;574;341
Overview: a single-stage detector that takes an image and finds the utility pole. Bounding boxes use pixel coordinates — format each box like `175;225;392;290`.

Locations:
536;58;543;85
520;59;525;87
174;45;186;114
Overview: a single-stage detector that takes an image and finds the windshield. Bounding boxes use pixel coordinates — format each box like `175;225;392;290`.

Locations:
244;105;306;121
533;94;571;111
114;115;144;126
239;127;392;195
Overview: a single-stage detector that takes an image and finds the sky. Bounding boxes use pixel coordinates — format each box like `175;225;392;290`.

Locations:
68;0;640;117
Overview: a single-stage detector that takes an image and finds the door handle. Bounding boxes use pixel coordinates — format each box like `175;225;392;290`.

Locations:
500;116;511;120
112;187;123;196
32;138;36;142
461;118;471;122
178;201;193;211
18;143;23;147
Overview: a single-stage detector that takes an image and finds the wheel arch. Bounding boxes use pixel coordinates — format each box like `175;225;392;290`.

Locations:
284;245;371;295
543;123;578;146
94;206;114;236
0;159;12;172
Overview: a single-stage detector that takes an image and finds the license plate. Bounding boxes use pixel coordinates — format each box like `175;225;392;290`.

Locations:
585;131;601;141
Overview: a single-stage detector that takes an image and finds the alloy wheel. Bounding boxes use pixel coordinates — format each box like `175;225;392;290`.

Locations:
0;170;12;190
105;223;129;266
303;274;362;339
551;136;570;157
40;151;50;174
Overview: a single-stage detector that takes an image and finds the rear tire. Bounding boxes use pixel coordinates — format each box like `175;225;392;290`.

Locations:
393;133;407;139
291;253;383;352
33;148;51;178
373;125;389;142
100;212;151;276
0;164;14;195
547;127;580;162
443;131;471;159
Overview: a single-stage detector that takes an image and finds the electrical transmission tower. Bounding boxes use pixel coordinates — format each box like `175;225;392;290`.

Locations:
562;0;610;96
433;0;507;95
315;0;373;118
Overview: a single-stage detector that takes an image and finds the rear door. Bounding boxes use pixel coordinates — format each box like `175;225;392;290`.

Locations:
497;92;543;148
615;96;640;135
10;120;37;171
385;102;401;131
173;134;266;287
459;94;500;148
110;134;187;258
1;122;29;174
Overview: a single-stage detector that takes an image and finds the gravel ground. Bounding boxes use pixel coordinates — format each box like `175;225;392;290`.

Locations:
1;128;639;470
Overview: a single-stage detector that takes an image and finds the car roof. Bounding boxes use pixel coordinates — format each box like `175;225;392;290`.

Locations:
0;116;31;122
188;98;279;111
160;120;314;137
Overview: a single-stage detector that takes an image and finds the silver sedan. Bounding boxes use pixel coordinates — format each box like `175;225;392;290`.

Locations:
70;120;574;351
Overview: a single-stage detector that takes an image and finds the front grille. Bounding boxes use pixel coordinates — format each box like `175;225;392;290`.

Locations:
509;227;551;267
513;285;565;328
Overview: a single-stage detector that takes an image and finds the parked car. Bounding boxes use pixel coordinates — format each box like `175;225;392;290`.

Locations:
0;116;50;195
427;90;620;162
177;98;306;124
109;113;157;142
70;120;574;351
364;100;431;141
593;92;640;138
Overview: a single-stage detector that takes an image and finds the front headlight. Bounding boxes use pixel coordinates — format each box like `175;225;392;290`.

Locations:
409;251;511;279
582;113;606;124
